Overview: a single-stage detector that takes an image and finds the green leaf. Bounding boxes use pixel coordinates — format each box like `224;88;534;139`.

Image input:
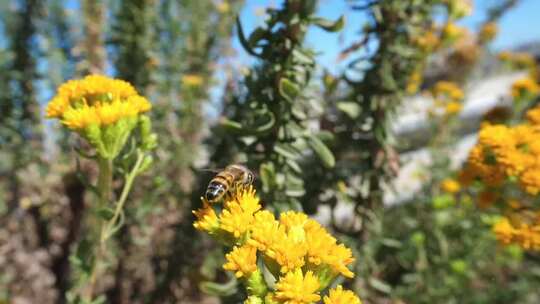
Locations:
306;134;335;168
336;101;361;119
219;118;244;134
368;277;392;294
274;143;299;159
292;49;314;65
278;78;300;102
381;238;402;248
138;155;154;174
310;16;345;32
260;163;276;193
96;207;115;221
286;159;302;174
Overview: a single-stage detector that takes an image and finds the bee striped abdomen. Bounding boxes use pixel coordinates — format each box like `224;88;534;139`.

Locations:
205;172;234;203
205;180;227;202
204;164;254;203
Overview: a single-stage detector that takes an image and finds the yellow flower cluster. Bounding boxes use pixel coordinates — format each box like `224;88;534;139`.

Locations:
432;81;464;102
440;178;461;194
46;75;151;130
323;285;362;304
193;186;360;304
413;29;440;53
511;77;540;100
406;69;423;95
442;22;467;43
498;51;536;69
181;74;204;87
493;217;540;251
430;81;464;116
462;104;540;201
479;22;498;43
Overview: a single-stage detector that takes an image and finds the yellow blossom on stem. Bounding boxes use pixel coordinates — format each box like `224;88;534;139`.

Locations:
248;210;282;251
193;200;219;233
442;22;466;42
406;69;423;94
479;22;498;43
511;77;540;100
45;75;153;159
305;225;337;266
526;106;540;125
323;285;362;304
441;178;460;194
432;81;464;103
445;101;462;116
519;166;540;195
413;29;440;53
493;217;540;251
266;232;307;273
223;245;258;278
181;74;204;87
219;186;261;239
46;75;138;116
321;243;355;278
275;269;320;304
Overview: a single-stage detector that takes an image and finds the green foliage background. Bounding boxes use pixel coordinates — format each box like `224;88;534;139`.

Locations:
0;0;539;303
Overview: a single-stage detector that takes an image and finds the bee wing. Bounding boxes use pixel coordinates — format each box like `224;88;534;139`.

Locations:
195;167;222;174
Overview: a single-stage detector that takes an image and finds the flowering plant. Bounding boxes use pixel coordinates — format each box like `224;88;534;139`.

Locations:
193;186;361;304
46;75;157;303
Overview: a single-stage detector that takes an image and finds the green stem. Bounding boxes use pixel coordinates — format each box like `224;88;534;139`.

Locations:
104;151;145;239
97;157;113;207
84;156;113;300
83;152;145;301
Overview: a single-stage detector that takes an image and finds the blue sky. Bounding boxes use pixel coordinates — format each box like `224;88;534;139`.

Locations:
235;0;540;73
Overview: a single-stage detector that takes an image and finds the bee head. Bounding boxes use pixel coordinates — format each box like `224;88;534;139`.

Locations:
245;170;255;184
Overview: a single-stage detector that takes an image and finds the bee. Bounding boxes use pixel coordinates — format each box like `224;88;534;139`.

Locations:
205;164;255;203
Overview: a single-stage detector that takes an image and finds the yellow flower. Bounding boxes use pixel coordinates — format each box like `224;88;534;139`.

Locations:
223;245;258;278
266;232;307;273
193;201;219;233
181;74;204;87
305;225;337;266
479;22;498;43
478;124;515;151
432;81;464;102
321;243;355;278
442;22;466;42
493;217;540;251
511;77;540;100
445;101;462;115
216;1;230;13
46;75;151;130
406;69;423;94
235;185;262;215
526;106;540;125
413;30;440;53
280;211;309;230
275;269;321;304
498;51;512;61
519;166;540;195
248;210;282;251
440;178;460;194
323;285;361;304
219;186;262;238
